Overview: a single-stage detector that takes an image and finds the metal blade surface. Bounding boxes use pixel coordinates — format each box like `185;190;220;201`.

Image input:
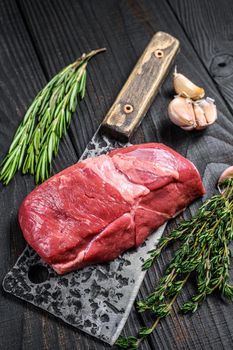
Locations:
3;130;167;345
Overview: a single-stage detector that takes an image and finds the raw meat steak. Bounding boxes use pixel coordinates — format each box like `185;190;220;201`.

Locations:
19;143;205;274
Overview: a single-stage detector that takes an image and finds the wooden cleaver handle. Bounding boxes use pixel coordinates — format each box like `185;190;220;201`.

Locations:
100;32;180;142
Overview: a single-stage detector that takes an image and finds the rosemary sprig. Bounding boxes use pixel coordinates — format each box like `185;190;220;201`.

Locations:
116;178;233;349
0;48;105;185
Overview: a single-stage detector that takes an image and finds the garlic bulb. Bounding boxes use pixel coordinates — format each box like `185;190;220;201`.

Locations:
168;96;217;131
173;69;205;100
218;166;233;184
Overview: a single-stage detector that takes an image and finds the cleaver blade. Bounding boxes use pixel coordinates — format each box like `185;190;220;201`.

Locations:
3;32;179;345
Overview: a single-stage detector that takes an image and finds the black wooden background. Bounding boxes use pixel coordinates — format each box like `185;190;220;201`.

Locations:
1;0;233;349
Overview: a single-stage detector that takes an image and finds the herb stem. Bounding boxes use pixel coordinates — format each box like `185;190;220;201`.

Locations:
116;177;233;349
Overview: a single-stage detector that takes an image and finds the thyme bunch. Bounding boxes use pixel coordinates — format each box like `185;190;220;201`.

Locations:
116;178;233;349
0;48;105;185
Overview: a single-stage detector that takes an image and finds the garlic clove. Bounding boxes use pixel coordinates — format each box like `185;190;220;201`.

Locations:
199;98;217;125
173;69;205;100
218;166;233;184
168;96;196;129
193;103;207;130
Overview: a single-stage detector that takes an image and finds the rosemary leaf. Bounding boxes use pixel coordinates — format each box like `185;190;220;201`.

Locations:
0;48;106;185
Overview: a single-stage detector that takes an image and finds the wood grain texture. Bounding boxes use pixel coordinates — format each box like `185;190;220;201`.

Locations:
0;1;79;350
1;0;233;349
101;32;179;141
167;0;233;113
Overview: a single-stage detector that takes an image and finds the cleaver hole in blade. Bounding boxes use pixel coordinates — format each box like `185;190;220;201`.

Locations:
28;264;49;284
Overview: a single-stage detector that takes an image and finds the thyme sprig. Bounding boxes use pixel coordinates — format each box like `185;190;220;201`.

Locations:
0;48;105;185
116;178;233;349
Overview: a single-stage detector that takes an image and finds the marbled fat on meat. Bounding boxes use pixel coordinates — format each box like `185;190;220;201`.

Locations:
19;143;205;274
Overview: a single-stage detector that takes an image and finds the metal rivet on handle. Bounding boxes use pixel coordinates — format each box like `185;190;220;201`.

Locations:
154;49;164;58
123;104;134;114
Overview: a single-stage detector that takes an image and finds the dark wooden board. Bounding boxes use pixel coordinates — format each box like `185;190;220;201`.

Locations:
1;0;233;349
0;1;80;350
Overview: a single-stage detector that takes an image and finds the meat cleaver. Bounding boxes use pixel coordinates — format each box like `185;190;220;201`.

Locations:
3;32;179;345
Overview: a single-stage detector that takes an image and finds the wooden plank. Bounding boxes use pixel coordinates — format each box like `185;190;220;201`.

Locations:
4;0;233;349
0;1;78;350
167;0;233;112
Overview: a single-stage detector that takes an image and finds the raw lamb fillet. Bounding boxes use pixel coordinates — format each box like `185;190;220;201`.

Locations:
19;143;205;274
